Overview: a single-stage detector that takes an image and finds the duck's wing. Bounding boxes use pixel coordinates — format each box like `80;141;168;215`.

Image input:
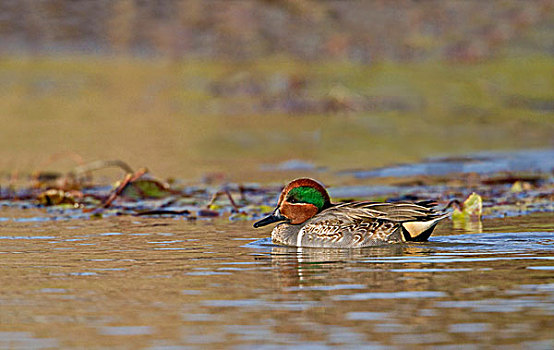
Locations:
309;201;449;243
330;200;444;222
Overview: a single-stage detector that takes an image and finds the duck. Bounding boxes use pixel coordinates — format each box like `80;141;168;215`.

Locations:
253;178;449;248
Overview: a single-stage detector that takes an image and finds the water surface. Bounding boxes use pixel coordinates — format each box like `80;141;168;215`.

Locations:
0;211;552;349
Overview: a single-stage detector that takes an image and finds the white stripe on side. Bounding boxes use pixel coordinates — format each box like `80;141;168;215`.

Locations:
296;227;305;247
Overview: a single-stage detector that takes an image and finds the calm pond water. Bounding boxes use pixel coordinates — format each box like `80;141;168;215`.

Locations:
0;209;553;349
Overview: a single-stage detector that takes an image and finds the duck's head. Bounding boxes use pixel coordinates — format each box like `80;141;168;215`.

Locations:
253;178;331;228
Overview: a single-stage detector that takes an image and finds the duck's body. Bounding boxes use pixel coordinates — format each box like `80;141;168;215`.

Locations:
254;178;448;248
270;200;448;248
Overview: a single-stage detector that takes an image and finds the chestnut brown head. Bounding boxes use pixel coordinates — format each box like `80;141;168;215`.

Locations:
253;178;331;227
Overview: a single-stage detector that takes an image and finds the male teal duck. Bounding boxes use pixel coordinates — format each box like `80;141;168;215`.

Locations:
254;178;449;248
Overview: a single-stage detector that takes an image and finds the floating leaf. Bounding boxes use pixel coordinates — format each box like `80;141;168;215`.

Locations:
452;192;483;229
208;204;223;210
37;189;78;206
463;192;482;218
121;178;172;199
510;181;532;193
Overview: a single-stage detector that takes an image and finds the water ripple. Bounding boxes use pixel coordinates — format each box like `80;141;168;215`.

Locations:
333;291;446;301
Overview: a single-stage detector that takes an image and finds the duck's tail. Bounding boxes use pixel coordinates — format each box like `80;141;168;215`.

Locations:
401;212;450;242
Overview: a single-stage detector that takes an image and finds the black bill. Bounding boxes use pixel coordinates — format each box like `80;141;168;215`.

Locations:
253;210;287;228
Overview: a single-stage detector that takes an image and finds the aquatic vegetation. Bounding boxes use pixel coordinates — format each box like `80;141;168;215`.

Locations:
451;192;484;233
0;150;551;230
452;192;483;221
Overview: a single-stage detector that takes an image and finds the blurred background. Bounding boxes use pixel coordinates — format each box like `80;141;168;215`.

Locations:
1;0;553;183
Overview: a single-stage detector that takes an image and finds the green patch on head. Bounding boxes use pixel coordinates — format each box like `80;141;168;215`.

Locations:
286;186;326;210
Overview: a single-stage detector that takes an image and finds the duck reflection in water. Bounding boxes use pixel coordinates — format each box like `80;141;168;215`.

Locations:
263;244;439;290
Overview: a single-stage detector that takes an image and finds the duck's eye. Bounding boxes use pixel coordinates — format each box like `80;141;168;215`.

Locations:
288;197;298;203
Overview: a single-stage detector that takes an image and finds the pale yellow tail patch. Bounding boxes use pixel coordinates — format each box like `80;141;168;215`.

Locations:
402;215;448;239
